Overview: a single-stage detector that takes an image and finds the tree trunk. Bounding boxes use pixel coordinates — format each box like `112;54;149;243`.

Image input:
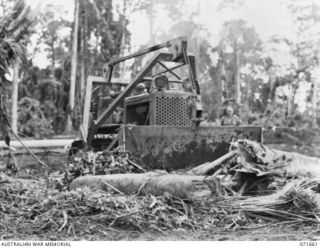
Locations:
70;173;222;199
51;38;55;76
312;68;319;128
220;56;227;102
119;0;127;76
79;23;85;106
287;82;293;117
11;60;20;135
235;47;241;105
149;1;155;44
195;0;201;75
66;0;80;132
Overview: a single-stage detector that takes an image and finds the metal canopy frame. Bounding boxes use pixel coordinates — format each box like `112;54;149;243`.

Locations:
85;37;198;147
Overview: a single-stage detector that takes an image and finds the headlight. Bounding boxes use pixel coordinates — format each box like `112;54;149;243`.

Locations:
154;75;168;90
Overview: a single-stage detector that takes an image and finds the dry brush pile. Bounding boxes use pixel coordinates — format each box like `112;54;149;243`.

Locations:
1;141;320;240
0;174;231;239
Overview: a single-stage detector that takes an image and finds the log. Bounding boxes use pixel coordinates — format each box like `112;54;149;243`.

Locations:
189;151;237;175
234;139;320;177
0;139;74;149
70;172;221;199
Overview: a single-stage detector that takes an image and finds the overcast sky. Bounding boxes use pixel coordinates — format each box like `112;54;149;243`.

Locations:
128;0;293;46
24;0;302;68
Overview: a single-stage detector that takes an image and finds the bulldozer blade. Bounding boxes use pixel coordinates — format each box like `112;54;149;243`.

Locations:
120;126;262;170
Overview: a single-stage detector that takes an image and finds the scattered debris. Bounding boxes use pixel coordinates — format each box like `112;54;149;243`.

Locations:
66;147;145;181
216;179;320;223
0;175;225;239
1;139;320;240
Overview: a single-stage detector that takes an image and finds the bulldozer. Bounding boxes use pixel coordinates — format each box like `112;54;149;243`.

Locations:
70;37;262;170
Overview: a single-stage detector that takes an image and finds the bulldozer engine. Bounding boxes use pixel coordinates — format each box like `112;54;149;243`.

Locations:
71;37;262;170
124;75;202;126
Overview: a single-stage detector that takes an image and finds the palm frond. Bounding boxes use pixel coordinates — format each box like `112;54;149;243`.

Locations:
0;37;25;79
7;3;31;33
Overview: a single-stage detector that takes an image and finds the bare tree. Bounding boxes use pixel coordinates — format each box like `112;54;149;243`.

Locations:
11;59;20;134
66;0;79;132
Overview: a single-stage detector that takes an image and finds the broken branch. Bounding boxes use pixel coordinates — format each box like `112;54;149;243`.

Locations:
189;151;237;175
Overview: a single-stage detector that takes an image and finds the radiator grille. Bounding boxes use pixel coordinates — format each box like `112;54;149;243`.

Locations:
155;96;191;126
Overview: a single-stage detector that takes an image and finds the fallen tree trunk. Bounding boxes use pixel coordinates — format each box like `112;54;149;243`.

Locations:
70;172;223;199
234;139;320;177
0;139;74;149
189;151;237;175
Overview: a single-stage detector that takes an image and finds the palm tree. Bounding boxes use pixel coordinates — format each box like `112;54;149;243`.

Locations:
0;0;38;135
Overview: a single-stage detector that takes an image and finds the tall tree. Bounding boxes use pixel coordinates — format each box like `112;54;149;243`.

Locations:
64;0;130;131
0;0;38;135
37;4;71;75
218;20;262;106
66;0;79;132
266;0;320;126
11;59;19;134
287;0;320;127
